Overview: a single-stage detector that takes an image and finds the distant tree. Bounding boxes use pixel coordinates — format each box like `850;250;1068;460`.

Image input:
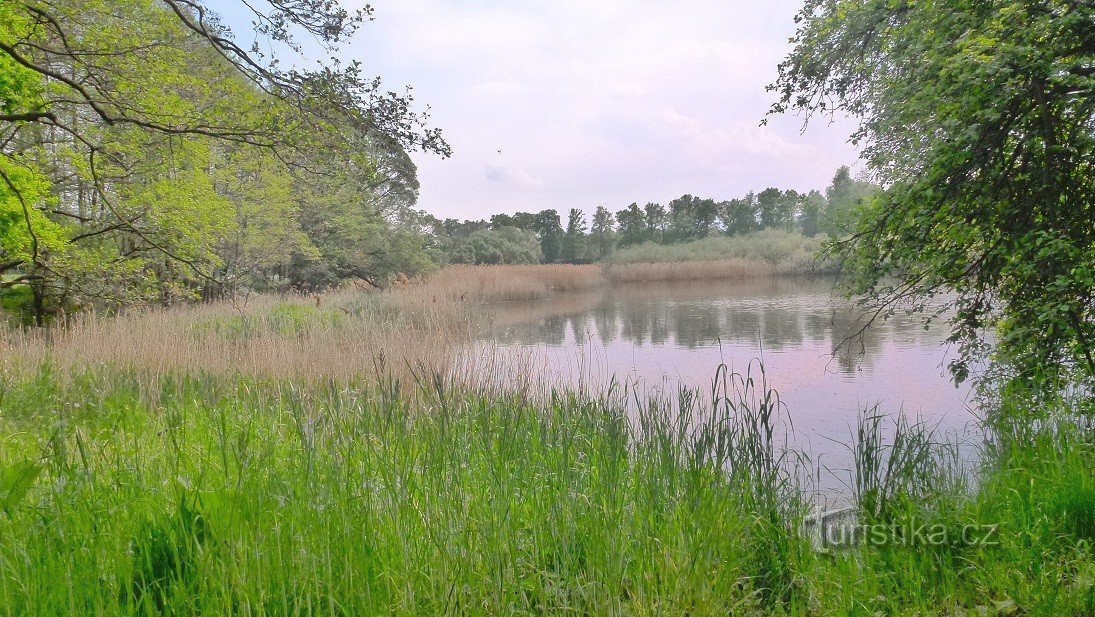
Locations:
643;203;668;243
819;166;877;237
719;194;759;236
799;190;826;237
489;213;515;230
450;227;541;265
756;188;792;228
561;208;587;263
667;194;718;241
535;209;564;262
590;206;615;258
779;190;803;230
615;203;648;247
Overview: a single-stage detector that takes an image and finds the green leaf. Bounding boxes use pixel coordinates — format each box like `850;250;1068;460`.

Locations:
0;461;41;515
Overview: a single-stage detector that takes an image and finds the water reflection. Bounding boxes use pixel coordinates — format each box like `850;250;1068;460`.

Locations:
486;278;943;376
478;277;978;492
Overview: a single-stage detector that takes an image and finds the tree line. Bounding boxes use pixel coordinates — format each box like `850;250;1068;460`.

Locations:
426;166;876;265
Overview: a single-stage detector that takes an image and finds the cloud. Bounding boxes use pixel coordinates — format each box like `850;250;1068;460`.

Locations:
484;164;543;188
346;0;862;219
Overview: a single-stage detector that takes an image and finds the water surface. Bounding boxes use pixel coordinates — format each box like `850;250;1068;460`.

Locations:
477;278;979;492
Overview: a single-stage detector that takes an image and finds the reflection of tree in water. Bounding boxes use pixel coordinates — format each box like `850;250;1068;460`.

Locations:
619;302;653;345
649;307;670;346
537;315;569;346
760;307;804;350
593;301;620;345
484;283;950;372
673;304;721;349
569;315;590;344
726;308;761;345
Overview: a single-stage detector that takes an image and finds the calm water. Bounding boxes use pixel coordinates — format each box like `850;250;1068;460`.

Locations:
477;278;980;491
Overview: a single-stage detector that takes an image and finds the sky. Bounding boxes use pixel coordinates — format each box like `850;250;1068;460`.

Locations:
235;0;863;221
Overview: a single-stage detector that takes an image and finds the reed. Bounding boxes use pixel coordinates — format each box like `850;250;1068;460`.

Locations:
604;258;774;284
0;345;1093;612
0;290;473;385
417;263;604;302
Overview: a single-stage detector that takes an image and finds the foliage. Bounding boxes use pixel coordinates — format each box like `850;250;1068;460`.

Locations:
1;359;1095;613
434;172;875;266
0;0;448;321
771;0;1095;388
605;228;834;275
449;226;542;265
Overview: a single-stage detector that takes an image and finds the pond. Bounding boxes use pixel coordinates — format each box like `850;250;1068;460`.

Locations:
476;277;981;497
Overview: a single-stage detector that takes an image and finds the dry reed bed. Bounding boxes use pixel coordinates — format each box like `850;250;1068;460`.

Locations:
418;264;603;302
604;258;775;284
0;291;475;385
0;260;789;386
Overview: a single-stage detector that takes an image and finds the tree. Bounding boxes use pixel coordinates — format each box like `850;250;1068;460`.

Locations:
643;202;668;244
756;188;794;229
719;193;759;236
667;194;719;241
819;166;877;237
534;209;564;263
450;227;541;265
771;0;1095;387
561;208;587;263
590;206;615;258
615;203;648;247
1;0;447;321
799;190;826;238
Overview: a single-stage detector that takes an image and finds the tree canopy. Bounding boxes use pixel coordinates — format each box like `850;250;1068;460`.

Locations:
1;0;447;323
770;0;1095;388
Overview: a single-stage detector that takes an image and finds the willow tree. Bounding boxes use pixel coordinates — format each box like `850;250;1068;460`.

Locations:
770;0;1095;389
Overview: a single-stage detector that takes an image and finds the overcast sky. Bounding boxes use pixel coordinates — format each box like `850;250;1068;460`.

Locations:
254;0;863;220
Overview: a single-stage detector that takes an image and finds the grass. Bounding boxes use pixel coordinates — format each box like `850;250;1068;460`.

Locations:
0;363;807;615
0;291;473;384
605;229;835;277
0;350;1093;614
604;258;775;284
2;278;1095;613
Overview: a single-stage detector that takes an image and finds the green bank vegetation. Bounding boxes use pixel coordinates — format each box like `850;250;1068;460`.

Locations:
1;360;1095;614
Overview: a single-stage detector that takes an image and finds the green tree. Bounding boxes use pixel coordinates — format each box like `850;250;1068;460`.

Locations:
450;227;542;265
535;209;564;263
771;0;1095;386
615;203;648;247
1;0;447;320
819;166;877;237
667;194;719;241
561;208;587;263
719;193;759;236
643;202;668;244
756;188;793;229
590;206;615;258
799;190;826;238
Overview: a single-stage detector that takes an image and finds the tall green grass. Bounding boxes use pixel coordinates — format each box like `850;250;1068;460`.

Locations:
1;364;1094;614
0;365;806;615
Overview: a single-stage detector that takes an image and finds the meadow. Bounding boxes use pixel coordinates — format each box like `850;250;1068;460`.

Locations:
1;273;1094;615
